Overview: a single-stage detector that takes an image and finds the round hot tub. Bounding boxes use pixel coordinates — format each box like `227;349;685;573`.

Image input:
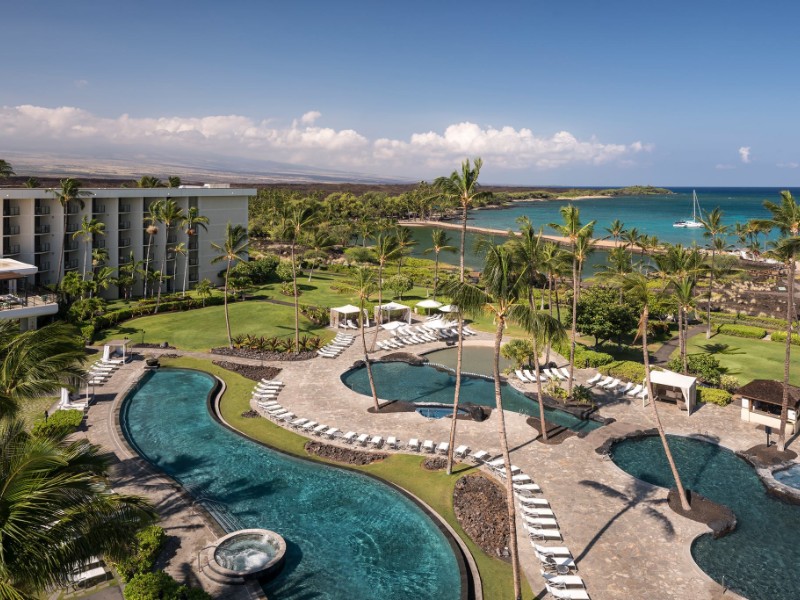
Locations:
207;529;286;582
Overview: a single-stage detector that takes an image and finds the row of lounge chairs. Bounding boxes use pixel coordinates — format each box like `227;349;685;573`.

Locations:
515;367;571;385
586;373;649;399
468;450;591;599
85;358;124;386
376;324;479;350
317;334;355;358
338;319;371;329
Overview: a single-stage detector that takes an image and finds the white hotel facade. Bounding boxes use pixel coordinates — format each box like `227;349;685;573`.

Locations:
1;184;253;326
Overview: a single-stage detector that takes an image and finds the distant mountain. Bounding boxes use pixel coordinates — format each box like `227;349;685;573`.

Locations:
0;150;409;184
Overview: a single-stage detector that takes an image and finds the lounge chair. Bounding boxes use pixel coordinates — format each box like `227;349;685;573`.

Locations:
301;421;319;432
290;417;308;428
265;405;285;413
552;368;567;381
407;438;421;452
511;473;532;484
602;378;621;392
544;583;589;600
523;506;555;517
346;319;359;329
524;516;558;528
325;428;340;439
542;368;556;380
469;450;489;462
523;369;538;382
422;440;435;453
514;483;542;494
626;383;643;397
454;444;469;458
278;412;295;422
541;573;585;588
261;379;284;386
387;436;399;449
532;543;572;557
343;431;358;444
370;435;383;448
496;465;522;477
313;424;329;436
586;373;603;386
486;458;505;470
356;433;370;446
257;400;280;408
515;369;530;383
534;549;575;570
269;409;289;419
524;524;562;540
518;496;550;507
618;382;634;395
596;376;614;388
437;441;449;455
559;367;571;379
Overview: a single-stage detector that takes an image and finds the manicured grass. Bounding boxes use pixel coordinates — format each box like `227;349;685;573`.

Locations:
18;395;57;430
160;356;524;599
684;333;800;386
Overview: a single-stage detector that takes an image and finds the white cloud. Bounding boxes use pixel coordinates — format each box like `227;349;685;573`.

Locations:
0;104;651;175
777;161;799;169
738;146;751;163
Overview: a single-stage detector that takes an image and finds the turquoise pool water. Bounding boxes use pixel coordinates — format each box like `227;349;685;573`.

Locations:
121;369;463;600
611;435;800;600
416;406;469;419
774;463;800;489
341;362;601;433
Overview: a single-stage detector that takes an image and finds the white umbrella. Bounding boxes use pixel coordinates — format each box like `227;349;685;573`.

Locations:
381;321;406;331
439;304;459;313
332;304;361;314
102;345;111;362
416;299;443;309
426;319;455;329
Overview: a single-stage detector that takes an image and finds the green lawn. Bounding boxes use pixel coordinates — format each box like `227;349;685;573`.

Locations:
161;356;525;599
684;333;800;386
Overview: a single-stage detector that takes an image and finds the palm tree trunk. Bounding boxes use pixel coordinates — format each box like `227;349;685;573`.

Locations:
777;258;796;452
155;244;166;314
82;238;89;281
548;275;553;317
56;206;67;287
678;306;687;373
183;251;189;298
493;317;522;600
568;260;578;397
533;337;548;441
705;247;716;339
642;305;691;511
445;317;465;475
223;261;233;348
433;252;440;301
370;261;385;352
459;203;467;281
291;242;300;353
143;234;153;298
361;302;380;411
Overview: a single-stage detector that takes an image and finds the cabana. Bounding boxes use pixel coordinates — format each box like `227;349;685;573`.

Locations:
415;299;442;314
648;369;697;416
330;304;362;328
736;380;800;434
103;339;131;363
374;301;411;325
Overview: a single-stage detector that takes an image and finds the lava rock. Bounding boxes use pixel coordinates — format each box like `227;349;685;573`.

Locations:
304;441;387;465
212;361;282;382
453;474;510;557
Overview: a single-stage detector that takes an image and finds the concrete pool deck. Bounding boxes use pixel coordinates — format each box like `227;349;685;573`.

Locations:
85;330;763;600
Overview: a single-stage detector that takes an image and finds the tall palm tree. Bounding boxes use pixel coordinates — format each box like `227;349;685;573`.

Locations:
284;205;316;353
172;242;188;297
549;206;596;395
525;311;567;441
23;177;41;188
167;175;181;188
136;175;162;188
210;223;249;349
0;159;14;179
621;271;692;512
0;419;156;598
88;265;115;299
445;241;532;600
423;228;456;300
510;216;545;311
142;199;164;298
672;277;696;374
754;191;800;452
595;246;635;302
72;216;105;283
539;241;569;319
605;219;626;244
49;178;90;287
341;268;381;410
154;200;184;311
369;232;401;351
394;226;418;275
0;321;86;419
700;208;729;339
180;206;209;296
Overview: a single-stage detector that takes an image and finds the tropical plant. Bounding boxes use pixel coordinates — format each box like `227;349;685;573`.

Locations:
210;223;249;348
282;206;316;352
49;178;91;287
341;267;380;410
700;208;729;339
524;311;566;441
180;206;209;296
393;226;418;274
621;271;691;512
369;232;401;351
167;176;181;188
422;228;456;300
154;199;185;311
136;175;162;188
0;159;14;178
604;219;626;243
142;199;164;298
72;215;106;283
753;190;800;452
23;177;41;188
0;420;156;598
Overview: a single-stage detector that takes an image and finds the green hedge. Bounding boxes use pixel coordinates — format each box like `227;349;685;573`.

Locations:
115;525;166;583
554;342;614;368
706;312;787;331
123;571;212;600
770;331;800;346
599;360;646;382
697;387;733;406
717;324;767;339
31;409;83;438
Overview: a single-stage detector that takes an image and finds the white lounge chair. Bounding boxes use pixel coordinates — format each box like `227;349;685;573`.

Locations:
518;496;550;507
387;436;399;449
626;383;643;397
618;382;634;395
313;424;329;436
534;548;575;569
261;379;284;386
343;431;358;444
523;369;538;382
422;440;435;453
486;458;505;470
290;417;308;428
524;516;558;527
408;438;421;452
525;524;562;540
544;585;589;600
514;483;543;494
265;405;285;413
523;506;555;517
454;444;469;458
437;441;449;455
602;378;621;392
532;543;572;557
370;435;383;448
586;373;603;386
512;474;532;483
541;573;586;588
325;428;340;439
542;368;556;380
269;409;289;419
356;433;370;446
553;368;567;381
301;421;318;432
496;465;522;477
257;400;280;408
469;450;489;462
278;412;295;422
515;369;530;383
596;376;614;388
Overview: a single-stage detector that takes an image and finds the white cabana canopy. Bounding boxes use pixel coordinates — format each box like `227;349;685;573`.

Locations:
417;299;442;308
105;340;130;363
381;320;406;331
329;304;362;327
374;301;411;324
439;304;459;313
648;369;697;415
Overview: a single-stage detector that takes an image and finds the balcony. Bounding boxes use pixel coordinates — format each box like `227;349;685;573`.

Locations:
66;205;80;214
35;261;50;271
3;206;20;216
65;240;79;251
119;204;131;213
119;237;131;248
3;225;21;236
94;240;106;249
188;257;199;266
2;244;21;255
65;259;79;270
34;205;51;215
34;225;50;234
93;204;106;214
34;243;51;253
188;240;198;251
0;290;59;318
118;220;131;230
65;221;80;234
167;235;178;244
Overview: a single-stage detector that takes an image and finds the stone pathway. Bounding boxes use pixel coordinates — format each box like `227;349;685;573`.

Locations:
652;324;706;364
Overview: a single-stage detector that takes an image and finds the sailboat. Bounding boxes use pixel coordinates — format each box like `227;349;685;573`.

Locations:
673;190;704;228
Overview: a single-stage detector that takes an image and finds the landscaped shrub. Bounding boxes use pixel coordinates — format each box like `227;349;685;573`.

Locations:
719;374;740;393
599;360;646;383
572;384;594;405
343;247;375;264
123;570;212;600
31;409;83;438
770;331;800;346
697;387;733;406
230;334;322;353
230;255;280;283
706;311;787;331
276;261;295;282
115;525;166;582
554;342;614;368
648;320;672;337
666;353;724;386
717;324;767;339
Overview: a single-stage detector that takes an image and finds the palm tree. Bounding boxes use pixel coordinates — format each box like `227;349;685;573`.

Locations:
180;206;209;296
394;226;418;275
173;242;188;297
23;176;41;188
167;176;181;188
341;268;381;410
510;216;545;310
422;228;456;300
142;199;164;298
539;241;568;318
195;278;214;307
700;208;729;339
0;419;156;597
605;219;626;244
445;241;532;600
595;246;635;302
284;206;316;353
88;266;115;299
49;179;91;287
154;200;184;311
753;191;800;452
73;216;105;282
118;252;141;300
0;321;86;419
304;228;335;281
210;223;249;349
0;159;14;178
621;271;692;512
136;175;162;188
672;277;696;374
369;232;401;351
525;311;567;441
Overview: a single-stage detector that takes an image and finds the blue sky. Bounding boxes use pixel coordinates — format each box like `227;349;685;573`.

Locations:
2;1;799;185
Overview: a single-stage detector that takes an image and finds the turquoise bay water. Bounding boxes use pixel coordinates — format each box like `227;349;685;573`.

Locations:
611;435;800;600
341;361;601;432
122;369;462;600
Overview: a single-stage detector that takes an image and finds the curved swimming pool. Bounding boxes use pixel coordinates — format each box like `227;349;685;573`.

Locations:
121;369;463;600
342;362;601;432
611;435;800;600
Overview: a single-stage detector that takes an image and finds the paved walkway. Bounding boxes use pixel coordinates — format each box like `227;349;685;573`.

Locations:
652;324;706;364
84;327;763;600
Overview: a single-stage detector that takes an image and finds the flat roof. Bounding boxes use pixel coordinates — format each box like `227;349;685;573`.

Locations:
1;187;256;199
0;259;37;277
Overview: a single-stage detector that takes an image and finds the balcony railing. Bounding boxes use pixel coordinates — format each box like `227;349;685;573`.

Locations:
0;290;58;312
119;237;131;248
188;240;198;251
119;204;131;213
3;225;21;236
34;225;50;234
3;206;20;216
66;205;80;214
93;204;106;214
34;205;51;215
65;222;79;233
188;257;199;266
35;261;51;271
65;240;79;251
94;240;106;249
118;220;131;230
2;244;20;255
65;259;79;270
34;243;51;253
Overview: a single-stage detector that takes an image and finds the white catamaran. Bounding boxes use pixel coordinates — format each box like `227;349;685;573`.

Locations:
673;190;704;228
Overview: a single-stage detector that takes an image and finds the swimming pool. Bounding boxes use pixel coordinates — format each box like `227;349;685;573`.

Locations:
774;463;800;490
341;362;601;432
121;369;464;600
416;406;470;419
611;435;800;600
